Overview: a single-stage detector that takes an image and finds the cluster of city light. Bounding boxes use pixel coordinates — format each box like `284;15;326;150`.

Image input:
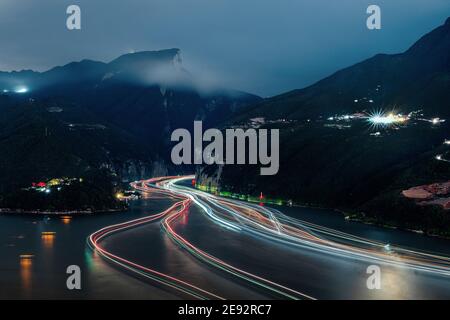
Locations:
28;177;79;194
325;108;446;135
327;115;354;121
2;87;29;94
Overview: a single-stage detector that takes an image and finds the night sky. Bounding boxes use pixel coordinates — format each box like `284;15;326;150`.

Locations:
0;0;448;96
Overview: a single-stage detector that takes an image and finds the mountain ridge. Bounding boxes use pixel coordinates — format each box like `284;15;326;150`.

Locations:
0;48;182;75
0;49;260;193
232;17;450;123
198;17;450;236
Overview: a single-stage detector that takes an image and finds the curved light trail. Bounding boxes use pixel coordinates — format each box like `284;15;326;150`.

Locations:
88;177;224;300
88;175;450;300
163;177;450;277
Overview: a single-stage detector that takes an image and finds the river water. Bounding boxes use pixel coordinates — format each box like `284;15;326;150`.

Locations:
1;194;449;299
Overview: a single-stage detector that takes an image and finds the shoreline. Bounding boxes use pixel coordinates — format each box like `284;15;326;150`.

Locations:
0;207;127;216
290;204;450;241
343;213;450;241
193;186;450;241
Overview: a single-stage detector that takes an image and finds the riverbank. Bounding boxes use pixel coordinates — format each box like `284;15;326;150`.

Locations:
0;207;127;216
193;184;450;241
345;211;450;240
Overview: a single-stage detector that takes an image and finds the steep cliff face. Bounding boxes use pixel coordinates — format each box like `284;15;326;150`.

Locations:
116;159;169;182
196;165;223;189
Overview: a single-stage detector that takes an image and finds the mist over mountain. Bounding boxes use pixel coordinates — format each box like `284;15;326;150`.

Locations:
0;48;254;96
0;49;260;196
198;17;450;235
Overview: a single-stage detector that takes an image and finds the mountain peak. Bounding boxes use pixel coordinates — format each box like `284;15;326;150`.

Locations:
109;49;182;68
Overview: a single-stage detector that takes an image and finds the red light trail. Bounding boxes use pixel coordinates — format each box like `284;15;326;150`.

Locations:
88;176;450;300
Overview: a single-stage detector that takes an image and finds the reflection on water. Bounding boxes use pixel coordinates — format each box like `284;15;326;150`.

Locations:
0;199;178;299
379;269;413;300
2;197;450;299
20;256;33;293
179;211;189;226
41;232;56;249
61;216;72;225
85;247;102;272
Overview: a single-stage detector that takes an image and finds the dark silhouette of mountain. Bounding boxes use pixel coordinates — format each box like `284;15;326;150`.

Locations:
198;17;450;236
0;49;260;209
235;17;450;121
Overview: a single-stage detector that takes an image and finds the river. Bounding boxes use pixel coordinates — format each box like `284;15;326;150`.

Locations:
1;190;450;299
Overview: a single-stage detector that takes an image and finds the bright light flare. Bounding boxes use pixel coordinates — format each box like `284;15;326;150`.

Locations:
370;115;395;125
115;192;124;200
431;118;445;125
14;87;28;93
367;110;408;128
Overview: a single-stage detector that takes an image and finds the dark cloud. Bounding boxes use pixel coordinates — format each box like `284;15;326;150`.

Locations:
0;0;448;96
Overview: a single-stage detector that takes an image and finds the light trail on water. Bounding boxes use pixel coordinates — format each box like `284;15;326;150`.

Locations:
88;175;450;300
162;177;450;276
88;177;224;300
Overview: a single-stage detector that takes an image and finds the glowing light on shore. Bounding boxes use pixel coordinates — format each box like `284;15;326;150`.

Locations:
115;192;124;199
20;254;34;259
431;118;445;125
